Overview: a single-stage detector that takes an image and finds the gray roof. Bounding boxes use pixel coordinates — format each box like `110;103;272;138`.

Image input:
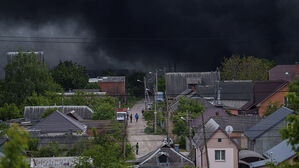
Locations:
212;116;262;132
193;119;219;148
220;80;253;101
98;76;125;82
30;111;87;134
250;140;297;167
191;107;229;128
29;157;79;168
24;106;94;121
128;144;194;167
245;107;296;140
166;72;219;96
196;80;253;101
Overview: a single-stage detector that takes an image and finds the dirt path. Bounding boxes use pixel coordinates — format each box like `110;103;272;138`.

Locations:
127;100;166;158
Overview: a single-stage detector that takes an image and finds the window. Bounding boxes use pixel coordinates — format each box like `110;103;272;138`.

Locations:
284;96;288;106
215;150;225;161
159;155;168;163
218;138;222;142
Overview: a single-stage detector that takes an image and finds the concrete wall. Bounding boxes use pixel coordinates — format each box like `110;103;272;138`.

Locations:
196;129;238;168
258;85;288;116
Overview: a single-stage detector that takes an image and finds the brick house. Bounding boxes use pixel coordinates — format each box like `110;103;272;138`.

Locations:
89;76;126;103
241;80;288;116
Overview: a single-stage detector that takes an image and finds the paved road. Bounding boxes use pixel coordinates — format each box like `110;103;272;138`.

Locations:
127;100;166;158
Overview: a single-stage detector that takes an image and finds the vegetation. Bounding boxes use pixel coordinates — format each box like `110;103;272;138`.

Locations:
158;76;165;92
0;124;29;168
41;108;57;118
3;50;62;105
173;97;205;148
0;103;21;121
220;55;273;81
51;61;89;91
126;71;145;98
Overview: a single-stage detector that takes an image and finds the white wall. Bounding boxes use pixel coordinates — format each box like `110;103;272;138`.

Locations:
208;148;234;168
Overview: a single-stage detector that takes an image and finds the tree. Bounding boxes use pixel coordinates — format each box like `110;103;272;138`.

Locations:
92;103;115;120
126;71;145;97
158;76;165;92
51;61;89;91
0;124;29;168
287;79;299;112
264;101;280;116
0;103;21;121
220;55;273;81
4;50;62;105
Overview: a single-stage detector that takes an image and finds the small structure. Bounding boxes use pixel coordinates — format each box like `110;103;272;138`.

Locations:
241;80;288;116
193;119;239;168
24;106;94;121
250;140;297;168
269;64;299;81
245;107;297;154
128;144;195;168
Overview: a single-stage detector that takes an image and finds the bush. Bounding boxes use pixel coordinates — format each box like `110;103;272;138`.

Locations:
41;108;57;118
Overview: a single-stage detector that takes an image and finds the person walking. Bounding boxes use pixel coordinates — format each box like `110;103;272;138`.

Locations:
136;142;139;155
130;114;133;123
135;113;139;122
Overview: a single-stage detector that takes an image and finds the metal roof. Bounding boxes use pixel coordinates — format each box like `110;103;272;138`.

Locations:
250;140;297;167
269;65;298;81
245;107;296;140
30;111;87;134
212;116;261;132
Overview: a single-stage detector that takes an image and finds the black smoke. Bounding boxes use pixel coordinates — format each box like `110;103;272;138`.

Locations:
0;0;298;78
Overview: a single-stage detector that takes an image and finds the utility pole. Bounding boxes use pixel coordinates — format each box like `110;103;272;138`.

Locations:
165;91;170;144
201;114;210;168
123;115;127;158
144;76;147;110
154;69;158;133
187;111;192;152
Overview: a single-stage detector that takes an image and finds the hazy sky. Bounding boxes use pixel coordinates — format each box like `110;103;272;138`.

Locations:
0;0;298;78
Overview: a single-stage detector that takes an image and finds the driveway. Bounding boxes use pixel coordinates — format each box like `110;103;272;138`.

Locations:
127;100;166;158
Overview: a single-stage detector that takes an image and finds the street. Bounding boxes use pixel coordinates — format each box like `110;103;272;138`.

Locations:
127;100;166;157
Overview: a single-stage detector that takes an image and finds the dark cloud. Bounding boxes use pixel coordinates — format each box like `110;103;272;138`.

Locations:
0;0;298;77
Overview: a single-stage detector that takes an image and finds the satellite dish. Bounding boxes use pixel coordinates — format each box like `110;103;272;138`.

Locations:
225;125;233;135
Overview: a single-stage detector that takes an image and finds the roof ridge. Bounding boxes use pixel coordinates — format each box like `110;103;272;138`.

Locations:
55;111;86;132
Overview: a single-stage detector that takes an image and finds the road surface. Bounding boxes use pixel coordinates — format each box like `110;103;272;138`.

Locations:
127;100;166;158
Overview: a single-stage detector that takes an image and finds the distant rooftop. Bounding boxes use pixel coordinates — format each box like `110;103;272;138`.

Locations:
269;64;299;81
89;76;125;83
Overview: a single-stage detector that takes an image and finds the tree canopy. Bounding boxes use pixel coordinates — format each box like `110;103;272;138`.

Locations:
220;55;273;81
51;61;89;91
4;51;62;105
0;124;29;168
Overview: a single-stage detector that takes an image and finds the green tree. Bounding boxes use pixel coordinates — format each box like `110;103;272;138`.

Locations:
158;76;165;92
126;71;145;98
4;50;62;105
287;79;299;112
51;61;89;91
0;103;21;121
220;55;273;80
92;103;115;120
0;124;29;168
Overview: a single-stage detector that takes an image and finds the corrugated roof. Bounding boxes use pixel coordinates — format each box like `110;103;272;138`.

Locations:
212;116;261;132
24;106;94;121
98;76;125;82
250;140;297;167
30;111;87;134
245;107;296;140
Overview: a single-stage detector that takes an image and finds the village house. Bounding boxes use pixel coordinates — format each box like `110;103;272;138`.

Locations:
128;144;195;168
193;119;239;168
241;80;288;116
245;107;297;155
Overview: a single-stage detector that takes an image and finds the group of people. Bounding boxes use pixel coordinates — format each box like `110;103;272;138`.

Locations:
127;112;139;123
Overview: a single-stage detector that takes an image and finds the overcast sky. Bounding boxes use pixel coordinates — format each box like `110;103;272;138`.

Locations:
0;0;298;78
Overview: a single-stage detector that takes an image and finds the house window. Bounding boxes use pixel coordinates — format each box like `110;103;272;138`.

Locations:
215;150;225;161
284;96;288;106
159;154;168;163
218;138;222;142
